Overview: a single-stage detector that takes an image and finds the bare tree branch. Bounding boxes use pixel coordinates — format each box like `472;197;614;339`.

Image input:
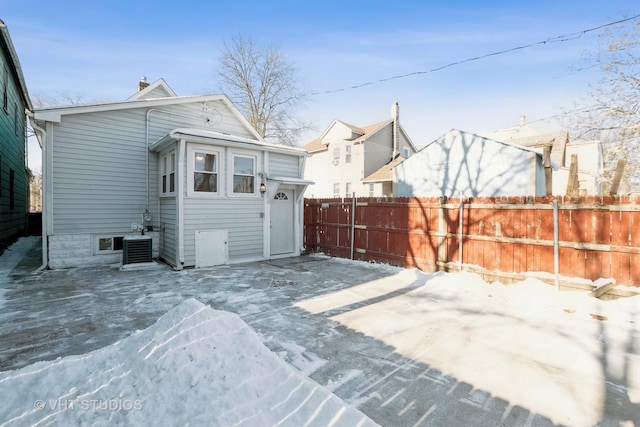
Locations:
217;35;310;146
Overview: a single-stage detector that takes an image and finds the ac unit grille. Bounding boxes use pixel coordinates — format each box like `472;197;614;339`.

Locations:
123;237;152;265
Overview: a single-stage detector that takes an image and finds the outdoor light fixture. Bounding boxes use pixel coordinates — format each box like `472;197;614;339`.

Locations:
260;183;267;194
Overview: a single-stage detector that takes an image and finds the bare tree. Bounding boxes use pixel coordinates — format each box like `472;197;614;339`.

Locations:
571;18;640;192
217;35;309;146
31;90;96;109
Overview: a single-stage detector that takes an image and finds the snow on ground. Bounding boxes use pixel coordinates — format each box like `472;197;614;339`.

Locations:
1;237;639;426
0;238;38;310
0;298;377;426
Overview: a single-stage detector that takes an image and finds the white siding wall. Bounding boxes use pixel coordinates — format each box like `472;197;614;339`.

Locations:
47;99;258;268
363;125;393;177
395;130;544;197
182;198;264;266
159;196;177;267
269;153;300;178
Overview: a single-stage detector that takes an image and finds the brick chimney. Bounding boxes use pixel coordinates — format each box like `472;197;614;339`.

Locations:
138;76;149;92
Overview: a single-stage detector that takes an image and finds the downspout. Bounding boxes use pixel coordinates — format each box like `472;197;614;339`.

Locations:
29;118;48;270
176;138;186;269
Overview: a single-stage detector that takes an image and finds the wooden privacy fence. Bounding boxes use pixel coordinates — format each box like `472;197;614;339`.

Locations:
304;196;640;288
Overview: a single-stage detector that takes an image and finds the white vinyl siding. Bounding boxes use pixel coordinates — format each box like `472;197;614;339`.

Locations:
51;111;150;234
182;198;263;266
269;153;300;177
159;197;177;266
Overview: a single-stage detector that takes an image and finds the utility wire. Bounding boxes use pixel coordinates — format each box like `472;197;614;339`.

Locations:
310;13;640;96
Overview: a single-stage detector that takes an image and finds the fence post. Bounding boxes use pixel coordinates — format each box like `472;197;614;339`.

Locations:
350;193;356;260
437;196;447;270
553;199;559;291
459;195;463;271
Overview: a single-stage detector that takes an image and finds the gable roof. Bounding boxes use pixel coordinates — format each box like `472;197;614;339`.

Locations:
0;20;32;111
413;129;543;157
303;118;417;152
126;78;177;101
32;92;264;142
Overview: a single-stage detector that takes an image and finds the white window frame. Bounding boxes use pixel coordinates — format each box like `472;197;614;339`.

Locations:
333;147;340;165
160;150;176;196
187;145;221;197
345;182;351;198
333;183;340;198
369;183;375;197
403;146;411;157
345;145;352;163
95;235;125;254
229;151;259;197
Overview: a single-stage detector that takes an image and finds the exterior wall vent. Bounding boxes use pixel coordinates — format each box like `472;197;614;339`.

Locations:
122;235;152;265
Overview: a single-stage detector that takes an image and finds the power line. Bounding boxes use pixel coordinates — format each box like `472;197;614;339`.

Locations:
309;13;640;96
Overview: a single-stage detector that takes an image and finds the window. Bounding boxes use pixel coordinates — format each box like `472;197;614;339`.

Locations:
345;145;352;163
333;147;340;165
274;192;289;200
193;151;218;193
232;154;255;194
403;146;410;158
97;236;124;253
161;151;176;195
345;182;352;198
333;183;340;198
369;183;374;197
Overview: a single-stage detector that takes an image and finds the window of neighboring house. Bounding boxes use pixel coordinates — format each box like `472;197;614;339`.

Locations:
345;182;351;198
369;183;374;197
403;146;410;158
9;168;14;210
2;64;7;113
345;145;352;163
194;150;218;193
333;147;340;165
232;154;255;194
333;183;340;198
161;151;176;195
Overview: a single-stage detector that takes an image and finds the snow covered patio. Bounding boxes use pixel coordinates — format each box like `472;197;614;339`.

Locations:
1;237;639;426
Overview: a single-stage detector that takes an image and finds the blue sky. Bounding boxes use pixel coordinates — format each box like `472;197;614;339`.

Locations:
2;1;639;171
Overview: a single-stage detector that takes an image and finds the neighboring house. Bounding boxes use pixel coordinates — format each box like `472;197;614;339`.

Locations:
394;129;545;197
0;20;32;250
31;78;312;269
480;116;603;195
303;102;418;198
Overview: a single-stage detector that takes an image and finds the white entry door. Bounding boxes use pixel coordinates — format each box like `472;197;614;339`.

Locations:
270;189;295;255
196;230;228;267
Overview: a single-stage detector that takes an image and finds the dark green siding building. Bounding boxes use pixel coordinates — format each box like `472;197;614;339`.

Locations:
0;20;33;250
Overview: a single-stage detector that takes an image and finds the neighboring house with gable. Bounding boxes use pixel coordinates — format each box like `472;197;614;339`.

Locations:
303;102;418;198
31;78;311;269
0;20;32;250
394;129;545;197
480;117;604;195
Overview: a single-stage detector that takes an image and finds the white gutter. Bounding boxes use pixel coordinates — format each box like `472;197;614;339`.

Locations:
29;118;48;270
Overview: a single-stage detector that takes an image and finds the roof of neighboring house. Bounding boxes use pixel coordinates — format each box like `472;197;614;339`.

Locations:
0;20;33;111
362;155;406;183
304;118;416;153
502;132;568;170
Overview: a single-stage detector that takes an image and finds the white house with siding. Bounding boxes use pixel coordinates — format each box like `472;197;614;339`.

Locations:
31;78;311;269
303;102;417;198
394;129;545;197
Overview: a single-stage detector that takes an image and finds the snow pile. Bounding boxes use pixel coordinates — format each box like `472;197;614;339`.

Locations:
0;299;377;426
